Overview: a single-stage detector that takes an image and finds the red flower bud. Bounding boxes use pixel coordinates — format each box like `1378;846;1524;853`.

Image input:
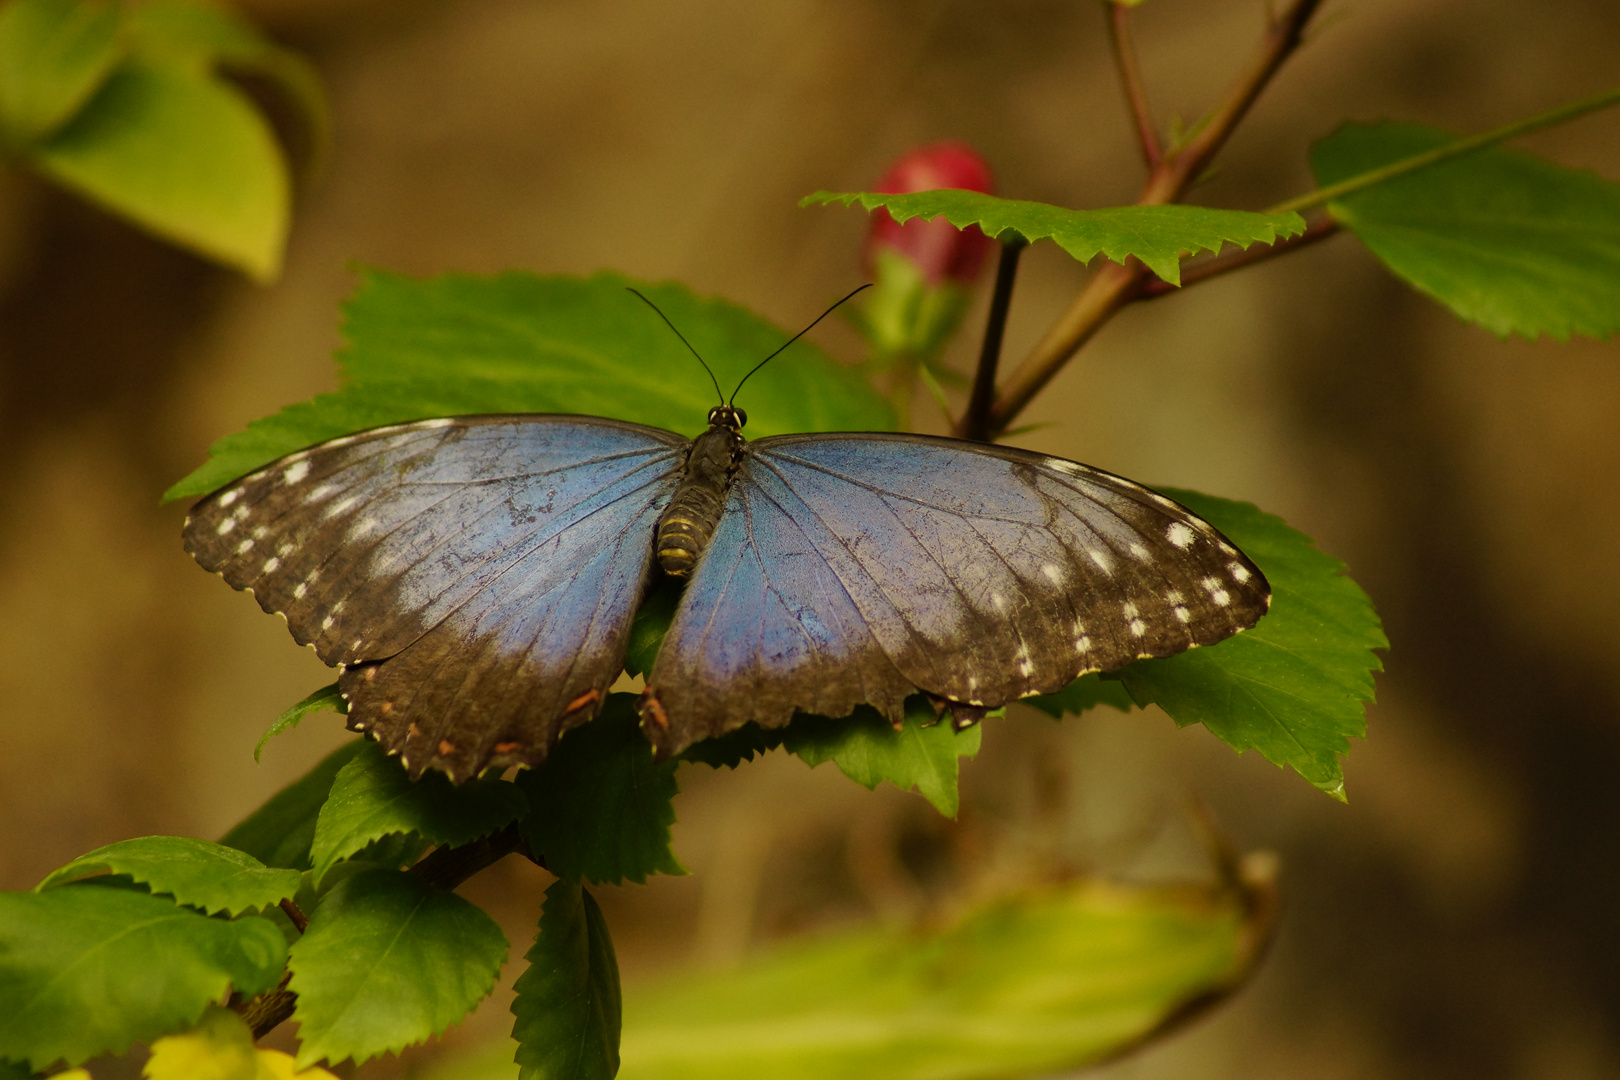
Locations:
864;142;996;286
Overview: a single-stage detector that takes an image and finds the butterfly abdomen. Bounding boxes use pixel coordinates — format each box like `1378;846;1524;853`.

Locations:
657;425;743;577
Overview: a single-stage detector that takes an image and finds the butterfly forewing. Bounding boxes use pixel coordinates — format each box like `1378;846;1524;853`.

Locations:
185;415;688;779
643;433;1269;755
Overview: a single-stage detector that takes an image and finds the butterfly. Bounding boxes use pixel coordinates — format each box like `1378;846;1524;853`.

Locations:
183;297;1270;782
184;411;1270;781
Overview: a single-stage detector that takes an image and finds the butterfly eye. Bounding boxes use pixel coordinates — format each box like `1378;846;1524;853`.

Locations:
733;408;747;428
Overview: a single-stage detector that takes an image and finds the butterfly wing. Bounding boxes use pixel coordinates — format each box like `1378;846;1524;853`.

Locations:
184;415;688;780
642;432;1269;755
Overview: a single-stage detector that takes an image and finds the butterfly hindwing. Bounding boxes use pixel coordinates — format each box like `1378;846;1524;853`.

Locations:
184;415;688;779
643;433;1269;755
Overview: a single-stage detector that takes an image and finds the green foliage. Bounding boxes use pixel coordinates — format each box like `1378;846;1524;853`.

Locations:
36;836;300;917
256;684;346;762
220;742;363;871
515;695;683;886
1118;491;1387;799
309;742;528;882
0;0;120;145
510;881;621;1080
166;270;895;500
624;579;682;678
801;189;1305;284
784;699;981;817
606;878;1257;1080
679;699;981;817
287;869;508;1069
31;59;287;279
1313;121;1620;340
0;885;287;1069
0;0;323;280
141;1005;337;1080
1025;672;1136;719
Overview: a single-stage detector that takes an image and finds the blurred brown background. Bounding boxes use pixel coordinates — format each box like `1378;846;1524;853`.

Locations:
2;0;1618;1076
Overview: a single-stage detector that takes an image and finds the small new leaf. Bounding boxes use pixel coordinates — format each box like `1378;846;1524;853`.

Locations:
785;697;982;818
142;1005;342;1080
0;0;122;145
220;742;364;871
36;836;300;916
256;683;346;762
803;189;1305;284
309;742;528;882
166;271;895;500
0;887;287;1069
288;869;508;1069
1312;121;1620;340
511;881;621;1080
516;695;683;885
1118;491;1387;799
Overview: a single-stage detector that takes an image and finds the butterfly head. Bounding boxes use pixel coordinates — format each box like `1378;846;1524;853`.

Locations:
707;405;748;432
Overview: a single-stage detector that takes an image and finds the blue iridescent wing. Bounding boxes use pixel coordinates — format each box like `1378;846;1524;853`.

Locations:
184;415;687;780
642;432;1269;755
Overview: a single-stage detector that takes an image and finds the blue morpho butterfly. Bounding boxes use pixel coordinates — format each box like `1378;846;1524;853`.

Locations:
184;288;1270;782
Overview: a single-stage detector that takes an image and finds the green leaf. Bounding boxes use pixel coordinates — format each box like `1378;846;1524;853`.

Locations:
679;722;783;770
287;869;508;1069
0;886;287;1069
255;683;346;762
36;836;300;916
309;741;528;883
0;1059;30;1080
1025;672;1137;719
515;695;683;886
1118;491;1386;799
0;0;122;145
614;875;1267;1080
802;189;1305;284
510;881;620;1080
219;741;364;871
28;57;289;280
785;697;981;818
165;270;895;500
624;579;681;679
124;0;328;175
1312;121;1620;340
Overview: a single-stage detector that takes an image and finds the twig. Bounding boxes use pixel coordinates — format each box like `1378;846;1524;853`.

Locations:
1268;83;1620;215
1108;3;1161;168
972;0;1325;437
1138;213;1341;298
962;238;1026;442
277;898;310;933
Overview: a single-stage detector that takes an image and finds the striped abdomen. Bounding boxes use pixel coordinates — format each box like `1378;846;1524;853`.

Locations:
657;426;742;577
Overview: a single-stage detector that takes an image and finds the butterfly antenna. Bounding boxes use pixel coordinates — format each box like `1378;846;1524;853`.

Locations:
729;283;873;406
627;287;725;406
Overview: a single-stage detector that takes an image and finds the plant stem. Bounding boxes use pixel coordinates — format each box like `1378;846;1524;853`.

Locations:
962;238;1026;442
1138;213;1341;298
1268;83;1620;215
982;0;1323;437
1108;2;1161;168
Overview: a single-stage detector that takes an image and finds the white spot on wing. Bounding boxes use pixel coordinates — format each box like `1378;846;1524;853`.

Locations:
283;461;310;485
1089;549;1113;574
1129;618;1146;636
1075;636;1091;651
219;490;239;508
1041;564;1063;583
1129;542;1150;560
326;495;358;519
321;615;334;630
293;583;307;599
309;484;336;501
1167;522;1195;549
216;517;236;536
262;557;280;574
1174;605;1191;623
236;539;255;554
1230;563;1252;583
991;592;1006;610
1122;602;1138;618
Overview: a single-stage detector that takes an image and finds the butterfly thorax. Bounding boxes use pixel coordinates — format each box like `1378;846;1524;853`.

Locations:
656;417;745;577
